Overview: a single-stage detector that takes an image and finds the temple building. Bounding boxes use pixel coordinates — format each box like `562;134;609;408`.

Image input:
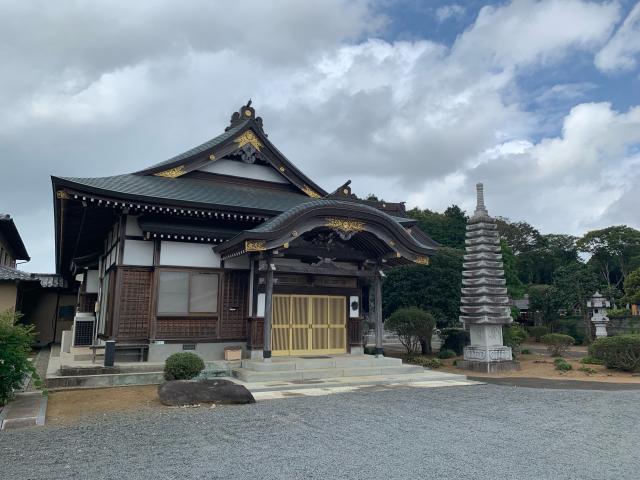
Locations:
52;102;438;362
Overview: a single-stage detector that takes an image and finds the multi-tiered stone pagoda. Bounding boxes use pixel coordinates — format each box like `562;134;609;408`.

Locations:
458;183;519;372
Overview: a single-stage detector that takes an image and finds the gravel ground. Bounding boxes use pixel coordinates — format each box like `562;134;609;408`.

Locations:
2;384;639;480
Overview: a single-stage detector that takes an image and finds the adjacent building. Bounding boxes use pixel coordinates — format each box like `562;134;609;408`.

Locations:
0;214;75;345
52;102;438;361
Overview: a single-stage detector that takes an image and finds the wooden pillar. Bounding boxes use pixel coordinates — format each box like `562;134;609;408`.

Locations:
263;251;274;361
374;269;384;357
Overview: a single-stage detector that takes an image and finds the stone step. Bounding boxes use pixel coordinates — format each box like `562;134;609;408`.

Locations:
45;371;165;390
240;355;402;372
231;364;425;383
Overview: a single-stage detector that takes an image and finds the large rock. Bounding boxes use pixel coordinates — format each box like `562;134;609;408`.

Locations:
158;379;255;406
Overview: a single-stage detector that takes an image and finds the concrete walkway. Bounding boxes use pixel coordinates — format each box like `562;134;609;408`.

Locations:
0;392;47;430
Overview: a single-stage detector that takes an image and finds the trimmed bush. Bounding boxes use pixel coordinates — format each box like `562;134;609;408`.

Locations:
164;352;205;381
527;326;548;342
554;358;572;371
588;335;640;372
503;325;528;350
440;328;470;356
580;355;604;366
408;355;442;369
385;307;436;355
521;348;531;354
541;333;574;357
0;310;38;405
437;349;457;359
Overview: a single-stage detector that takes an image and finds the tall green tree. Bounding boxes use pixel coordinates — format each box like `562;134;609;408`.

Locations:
552;263;602;316
500;239;525;298
495;218;543;255
517;234;579;285
577;226;640;288
623;268;640;304
382;247;463;327
407;205;468;250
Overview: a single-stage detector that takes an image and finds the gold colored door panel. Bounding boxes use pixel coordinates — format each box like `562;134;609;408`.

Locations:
271;294;347;356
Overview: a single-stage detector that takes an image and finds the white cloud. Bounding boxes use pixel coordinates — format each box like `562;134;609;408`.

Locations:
452;0;619;69
435;4;465;23
595;2;640;72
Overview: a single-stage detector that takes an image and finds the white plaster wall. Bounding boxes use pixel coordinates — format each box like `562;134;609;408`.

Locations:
159;241;221;268
125;215;143;236
85;270;99;293
122;239;154;266
198;159;287;184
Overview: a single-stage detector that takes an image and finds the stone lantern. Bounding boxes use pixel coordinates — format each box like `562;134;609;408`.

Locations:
587;292;610;338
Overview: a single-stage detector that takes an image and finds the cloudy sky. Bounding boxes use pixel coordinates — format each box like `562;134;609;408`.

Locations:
1;0;639;272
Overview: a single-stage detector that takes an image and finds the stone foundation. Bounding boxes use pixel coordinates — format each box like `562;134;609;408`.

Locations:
457;360;520;373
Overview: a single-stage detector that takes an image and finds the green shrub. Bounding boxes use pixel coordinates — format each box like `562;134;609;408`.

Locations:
557;317;588;345
541;333;574;356
437;349;457;359
364;346;376;355
407;355;442;369
580;355;604;365
164;352;205;380
440;328;470;355
521;348;531;354
578;366;598;375
503;325;528;349
607;308;631;319
553;358;572;371
385;307;436;355
588;335;640;372
0;310;37;405
527;326;548;342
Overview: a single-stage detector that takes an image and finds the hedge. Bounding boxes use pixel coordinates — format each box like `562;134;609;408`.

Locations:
164;352;205;380
588;335;640;372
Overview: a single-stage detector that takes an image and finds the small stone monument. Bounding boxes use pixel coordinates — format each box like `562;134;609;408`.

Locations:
457;183;520;373
587;292;610;338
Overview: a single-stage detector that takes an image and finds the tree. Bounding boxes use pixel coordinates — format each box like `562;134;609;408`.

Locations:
528;284;562;328
385;307;436;355
577;226;640;288
495;218;543;255
623;268;640;304
500;239;525;298
552;263;602;315
517;234;579;284
406;205;468;250
383;247;463;327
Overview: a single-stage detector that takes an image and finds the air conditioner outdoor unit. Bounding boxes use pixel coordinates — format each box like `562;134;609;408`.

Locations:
72;312;95;347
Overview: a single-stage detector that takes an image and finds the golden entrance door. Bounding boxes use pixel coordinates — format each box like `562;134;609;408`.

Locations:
271;294;346;356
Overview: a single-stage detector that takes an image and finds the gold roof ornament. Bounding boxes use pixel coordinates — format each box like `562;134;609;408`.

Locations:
234;130;263;151
302;185;321;198
245;240;267;251
415;256;430;265
325;218;365;234
56;190;70;199
154;165;186;178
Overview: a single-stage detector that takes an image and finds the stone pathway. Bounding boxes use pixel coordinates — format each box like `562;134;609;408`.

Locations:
0;347;50;430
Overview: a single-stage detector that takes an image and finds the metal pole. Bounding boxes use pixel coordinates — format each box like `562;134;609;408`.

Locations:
263;252;274;362
374;270;384;357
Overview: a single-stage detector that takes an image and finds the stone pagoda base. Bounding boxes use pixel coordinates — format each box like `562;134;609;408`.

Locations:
457;359;520;374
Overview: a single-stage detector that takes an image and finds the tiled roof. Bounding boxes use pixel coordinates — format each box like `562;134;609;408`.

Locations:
33;273;68;289
138;120;250;172
0;265;35;282
55;174;315;214
0;266;67;288
0;214;30;260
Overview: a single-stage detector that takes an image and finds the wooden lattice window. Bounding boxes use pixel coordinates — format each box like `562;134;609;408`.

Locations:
117;268;152;340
